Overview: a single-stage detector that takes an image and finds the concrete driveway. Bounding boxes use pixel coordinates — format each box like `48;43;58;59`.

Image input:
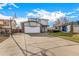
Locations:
0;33;79;56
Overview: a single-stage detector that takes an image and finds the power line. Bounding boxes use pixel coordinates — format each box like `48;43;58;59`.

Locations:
9;14;27;56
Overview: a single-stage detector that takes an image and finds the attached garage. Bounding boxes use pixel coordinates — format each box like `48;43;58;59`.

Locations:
24;27;40;33
22;21;41;33
21;18;48;33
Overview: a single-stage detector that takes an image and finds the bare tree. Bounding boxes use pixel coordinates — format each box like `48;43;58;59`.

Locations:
63;17;69;24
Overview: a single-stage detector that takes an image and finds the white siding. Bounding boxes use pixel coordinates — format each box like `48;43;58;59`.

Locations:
24;22;40;27
40;20;48;25
67;25;71;32
24;27;40;33
73;25;79;33
24;22;29;26
29;22;40;27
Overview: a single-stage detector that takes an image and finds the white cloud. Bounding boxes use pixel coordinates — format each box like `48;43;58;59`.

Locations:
0;3;7;9
54;11;65;18
65;11;75;15
70;15;77;18
0;3;19;10
0;14;11;19
1;11;6;14
0;14;28;23
76;8;79;11
27;8;79;22
65;7;79;16
27;9;65;21
0;7;3;9
10;3;19;8
8;7;12;10
0;0;78;3
0;13;27;24
14;18;28;23
27;13;35;17
0;3;7;7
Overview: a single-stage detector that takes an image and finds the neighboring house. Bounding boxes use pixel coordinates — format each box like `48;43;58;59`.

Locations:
16;26;23;33
47;27;55;32
21;18;48;33
70;21;79;33
55;21;79;33
0;19;16;34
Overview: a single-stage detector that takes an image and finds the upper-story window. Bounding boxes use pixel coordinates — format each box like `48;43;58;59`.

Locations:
4;20;9;26
40;19;48;25
29;22;38;27
24;22;40;27
24;22;29;26
0;20;4;25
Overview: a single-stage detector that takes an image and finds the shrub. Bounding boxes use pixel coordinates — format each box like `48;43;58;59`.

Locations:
53;29;60;32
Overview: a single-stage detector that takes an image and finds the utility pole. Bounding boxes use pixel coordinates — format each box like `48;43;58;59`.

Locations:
13;12;17;19
10;12;17;35
10;12;27;56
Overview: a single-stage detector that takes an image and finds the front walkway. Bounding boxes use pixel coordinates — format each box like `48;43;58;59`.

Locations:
0;33;79;56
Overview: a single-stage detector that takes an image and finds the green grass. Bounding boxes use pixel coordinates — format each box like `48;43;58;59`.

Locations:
48;32;79;43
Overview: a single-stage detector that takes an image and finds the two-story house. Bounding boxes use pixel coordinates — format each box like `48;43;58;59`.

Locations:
0;19;16;34
21;18;48;33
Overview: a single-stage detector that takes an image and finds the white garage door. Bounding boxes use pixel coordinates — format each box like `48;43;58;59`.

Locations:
24;27;40;33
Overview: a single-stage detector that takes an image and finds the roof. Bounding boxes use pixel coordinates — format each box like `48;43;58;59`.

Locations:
0;19;16;21
28;18;48;21
0;19;16;25
21;18;48;26
72;21;79;25
55;21;79;27
21;20;42;25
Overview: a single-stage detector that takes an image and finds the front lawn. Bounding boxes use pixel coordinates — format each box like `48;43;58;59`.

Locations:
48;32;79;43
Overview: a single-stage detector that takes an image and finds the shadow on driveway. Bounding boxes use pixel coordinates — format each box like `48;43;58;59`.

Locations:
27;33;49;37
0;35;9;43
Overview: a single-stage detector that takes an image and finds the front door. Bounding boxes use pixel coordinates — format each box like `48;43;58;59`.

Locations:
62;26;67;32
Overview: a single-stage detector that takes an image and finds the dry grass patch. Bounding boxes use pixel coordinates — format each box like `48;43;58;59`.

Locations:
48;32;79;43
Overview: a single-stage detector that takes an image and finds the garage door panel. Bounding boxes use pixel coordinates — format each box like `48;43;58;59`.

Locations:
24;27;40;33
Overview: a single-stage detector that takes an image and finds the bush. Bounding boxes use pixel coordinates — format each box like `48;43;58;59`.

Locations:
53;29;60;32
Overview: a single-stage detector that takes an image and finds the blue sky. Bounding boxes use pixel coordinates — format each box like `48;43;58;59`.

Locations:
0;3;79;26
1;3;79;17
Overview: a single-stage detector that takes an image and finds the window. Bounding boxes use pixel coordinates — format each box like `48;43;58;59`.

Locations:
29;22;37;27
4;20;9;26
